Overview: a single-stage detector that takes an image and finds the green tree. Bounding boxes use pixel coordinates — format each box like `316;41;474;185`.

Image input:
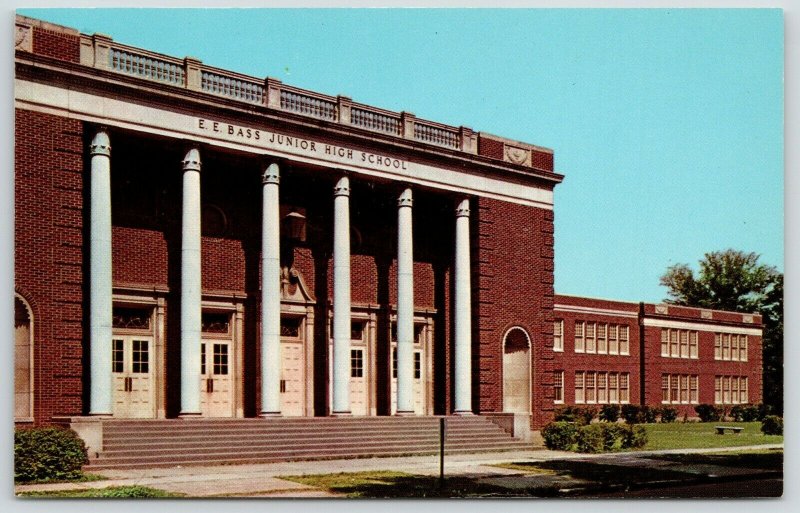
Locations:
660;249;783;414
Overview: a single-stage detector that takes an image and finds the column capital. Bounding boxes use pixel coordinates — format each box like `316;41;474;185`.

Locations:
89;130;111;157
455;198;470;218
182;148;201;173
262;162;280;185
333;176;350;197
398;187;413;208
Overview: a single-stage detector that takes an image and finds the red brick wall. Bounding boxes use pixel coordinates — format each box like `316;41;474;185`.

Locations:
552;297;641;410
477;137;504;161
15;109;85;425
31;27;80;63
475;198;555;428
531;150;554;172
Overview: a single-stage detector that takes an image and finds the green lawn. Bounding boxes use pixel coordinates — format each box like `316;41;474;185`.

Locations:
17;485;182;498
641;422;782;450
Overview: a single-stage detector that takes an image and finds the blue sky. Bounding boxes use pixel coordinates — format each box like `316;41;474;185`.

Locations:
16;8;784;303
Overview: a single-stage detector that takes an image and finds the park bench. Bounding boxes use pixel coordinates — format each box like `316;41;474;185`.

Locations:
715;425;744;435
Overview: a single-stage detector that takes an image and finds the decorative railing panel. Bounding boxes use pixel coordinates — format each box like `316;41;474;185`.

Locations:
109;48;185;86
351;107;401;135
280;90;337;121
414;122;460;149
202;71;264;104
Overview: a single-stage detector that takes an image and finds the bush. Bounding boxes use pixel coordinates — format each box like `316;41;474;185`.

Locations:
541;422;578;451
599;404;620;423
620;425;648;449
658;407;678;423
694;404;722;422
554;406;596;425
621;404;640;425
758;403;774;421
638;405;657;424
575;424;606;453
730;405;760;422
761;415;783;435
15;427;88;483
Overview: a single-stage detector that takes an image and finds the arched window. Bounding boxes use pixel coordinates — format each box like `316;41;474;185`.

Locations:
15;295;34;422
502;326;531;414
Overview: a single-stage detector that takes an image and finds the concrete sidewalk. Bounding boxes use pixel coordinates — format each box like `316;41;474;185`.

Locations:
15;444;783;498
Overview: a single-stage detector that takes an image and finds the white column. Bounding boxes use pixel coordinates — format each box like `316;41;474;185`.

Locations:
261;163;281;416
396;188;415;415
180;148;202;417
332;176;351;415
453;198;473;415
88;130;113;416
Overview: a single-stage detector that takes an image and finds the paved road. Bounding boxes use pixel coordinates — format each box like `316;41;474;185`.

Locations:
590;477;783;498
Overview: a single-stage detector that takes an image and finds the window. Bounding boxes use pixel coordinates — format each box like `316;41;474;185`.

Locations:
212;343;228;375
351;349;364;378
715;375;749;405
608;325;618;354
553;320;564;352
132;340;149;374
585;372;596;403
609;373;618;403
575;322;584;353
201;312;230;334
585;322;596;353
661;328;698;359
597;324;607;354
619;326;630;355
414;352;421;379
554;371;564;403
351;321;365;342
280;317;301;338
391;348;397;379
619;373;629;403
597;372;608;403
201;343;206;375
661;374;698;404
575;372;584;403
715;333;748;362
112;339;124;373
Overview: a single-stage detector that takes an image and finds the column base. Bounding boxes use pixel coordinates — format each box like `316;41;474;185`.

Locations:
178;412;203;419
88;412;113;417
452;410;474;416
259;412;282;418
394;410;416;416
331;410;352;417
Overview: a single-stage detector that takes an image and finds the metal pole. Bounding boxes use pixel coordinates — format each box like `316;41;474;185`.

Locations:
439;417;446;488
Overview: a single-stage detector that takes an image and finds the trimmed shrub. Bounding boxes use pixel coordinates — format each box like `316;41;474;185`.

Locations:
575;424;606;453
15;427;88;483
554;406;596;425
621;404;640;425
739;405;760;422
601;423;625;451
541;422;578;451
620;424;648;449
599;404;620;423
758;403;774;421
658;407;678;423
694;404;722;422
761;415;783;436
638;405;657;424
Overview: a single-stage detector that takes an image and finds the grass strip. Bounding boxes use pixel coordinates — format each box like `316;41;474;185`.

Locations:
17;485;183;498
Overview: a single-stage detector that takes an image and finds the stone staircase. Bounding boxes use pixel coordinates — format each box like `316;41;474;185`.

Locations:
86;416;538;469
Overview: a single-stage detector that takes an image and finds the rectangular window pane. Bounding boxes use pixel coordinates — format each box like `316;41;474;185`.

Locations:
731;335;739;362
680;331;689;358
575;372;584;403
575;322;584;353
690;375;699;403
670;330;679;357
723;334;731;360
280;317;301;338
723;376;731;403
597;324;607;354
553;320;563;352
351;321;365;342
608;325;619;355
609;372;618;404
689;332;698;359
741;377;748;404
620;374;629;403
740;336;748;362
586;323;596;353
732;376;740;404
391;348;397;379
680;375;688;404
112;339;124;373
586;372;596;403
201;343;206;376
671;374;679;402
351;349;364;378
620;326;629;355
213;343;228;375
132;340;149;374
554;371;564;403
714;376;722;404
661;329;669;357
662;374;670;403
598;372;607;403
414;352;421;380
714;334;722;360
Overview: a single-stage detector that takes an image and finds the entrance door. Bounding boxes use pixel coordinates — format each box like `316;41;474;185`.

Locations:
281;340;304;416
390;323;426;415
200;340;233;417
112;336;154;418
